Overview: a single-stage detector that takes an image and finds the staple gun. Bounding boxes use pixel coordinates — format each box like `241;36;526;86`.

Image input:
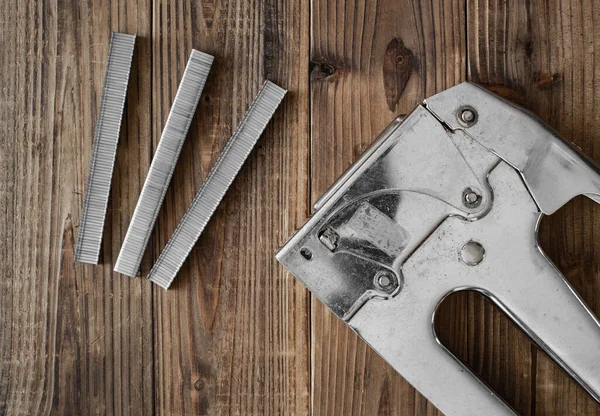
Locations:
277;82;600;415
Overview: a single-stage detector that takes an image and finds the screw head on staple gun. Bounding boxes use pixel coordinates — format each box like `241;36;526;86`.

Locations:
277;82;600;415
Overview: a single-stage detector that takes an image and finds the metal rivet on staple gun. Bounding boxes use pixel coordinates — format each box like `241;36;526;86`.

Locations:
374;270;396;291
463;187;482;208
458;106;478;126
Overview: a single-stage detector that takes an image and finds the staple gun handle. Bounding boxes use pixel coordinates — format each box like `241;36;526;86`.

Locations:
488;248;600;403
462;163;600;404
349;248;600;415
348;280;519;415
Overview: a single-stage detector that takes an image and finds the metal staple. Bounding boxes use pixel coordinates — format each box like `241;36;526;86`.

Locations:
75;32;136;264
148;80;286;289
114;49;214;276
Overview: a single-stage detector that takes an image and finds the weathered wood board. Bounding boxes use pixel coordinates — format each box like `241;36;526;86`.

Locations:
1;0;600;414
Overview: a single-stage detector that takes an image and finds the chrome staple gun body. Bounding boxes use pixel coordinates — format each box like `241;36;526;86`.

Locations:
277;82;600;415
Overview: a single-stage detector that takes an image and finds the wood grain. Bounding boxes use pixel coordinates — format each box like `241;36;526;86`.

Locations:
2;0;600;414
468;0;600;414
310;0;466;414
150;0;310;414
0;0;154;415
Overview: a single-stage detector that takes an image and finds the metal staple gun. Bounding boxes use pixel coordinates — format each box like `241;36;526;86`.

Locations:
277;82;600;415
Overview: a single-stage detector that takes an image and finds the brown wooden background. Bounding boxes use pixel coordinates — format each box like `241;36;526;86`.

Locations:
1;0;600;414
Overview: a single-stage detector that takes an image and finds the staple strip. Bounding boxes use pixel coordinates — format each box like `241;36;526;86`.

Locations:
75;32;136;264
114;50;214;276
148;80;286;288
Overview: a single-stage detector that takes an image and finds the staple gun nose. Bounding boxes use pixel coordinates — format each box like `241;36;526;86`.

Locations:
277;82;600;415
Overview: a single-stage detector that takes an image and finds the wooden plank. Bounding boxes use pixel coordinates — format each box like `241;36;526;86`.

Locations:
310;0;466;414
150;0;310;414
0;0;154;414
3;1;600;415
468;0;600;414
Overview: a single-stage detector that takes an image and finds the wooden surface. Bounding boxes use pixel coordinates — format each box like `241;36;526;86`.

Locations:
1;0;599;415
